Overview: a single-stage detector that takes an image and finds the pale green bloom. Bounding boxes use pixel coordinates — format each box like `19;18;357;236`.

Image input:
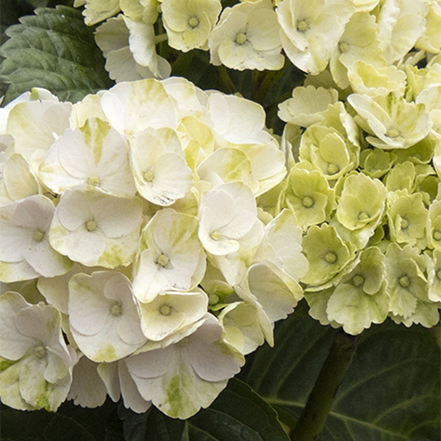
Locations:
347;61;406;97
387;190;428;248
282;163;335;229
326;247;389;335
348;91;432;149
385;243;427;318
76;0;120;25
299;124;359;180
426;249;441;302
301;223;356;289
360;148;397;179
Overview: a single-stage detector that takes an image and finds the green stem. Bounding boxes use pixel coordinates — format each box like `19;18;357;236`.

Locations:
289;330;360;441
218;65;236;95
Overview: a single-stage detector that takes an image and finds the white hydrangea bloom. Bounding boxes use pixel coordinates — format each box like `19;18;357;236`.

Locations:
276;0;354;74
130;127;193;206
198;182;258;255
125;313;244;419
162;0;222;52
100;79;178;136
133;208;206;302
49;186;143;268
0;292;77;411
68;271;146;362
278;85;339;127
95;15;171;82
39;117;136;196
67;355;108;408
0;195;73;282
6;100;72;165
98;359;152;413
136;289;208;341
209;0;284;70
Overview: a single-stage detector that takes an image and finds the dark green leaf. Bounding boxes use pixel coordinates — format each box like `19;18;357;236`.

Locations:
0;5;113;104
188;379;289;441
0;398;119;441
243;308;441;441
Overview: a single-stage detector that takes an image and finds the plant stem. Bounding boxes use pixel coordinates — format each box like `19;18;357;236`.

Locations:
289;329;360;441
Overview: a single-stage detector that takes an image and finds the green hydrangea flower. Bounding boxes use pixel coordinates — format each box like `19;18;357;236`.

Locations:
360;148;397;179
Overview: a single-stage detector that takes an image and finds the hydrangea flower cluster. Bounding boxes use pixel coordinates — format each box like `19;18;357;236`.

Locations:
74;0;441;81
0;78;307;417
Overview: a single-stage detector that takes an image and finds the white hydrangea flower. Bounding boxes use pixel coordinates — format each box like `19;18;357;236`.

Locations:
49;186;143;268
100;79;178;136
6;99;72;165
276;0;354;74
125;313;244;419
98;359;152;413
278;85;339;127
136;289;208;341
68;271;147;362
198;182;258;256
0;153;39;205
162;0;222;52
77;0;120;25
39;117;136;196
133;209;206;302
0;292;77;411
130;127;193;206
208;0;284;71
67;355;108;408
0;195;73;282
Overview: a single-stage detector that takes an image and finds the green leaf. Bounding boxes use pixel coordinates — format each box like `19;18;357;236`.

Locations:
0;5;113;104
0;398;119;441
188;379;289;441
119;405;189;441
242;307;441;440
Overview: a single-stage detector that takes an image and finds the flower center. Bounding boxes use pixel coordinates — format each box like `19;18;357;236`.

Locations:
358;211;369;221
86;220;97;232
387;128;400;138
157;254;169;267
433;230;441;241
159;304;171;316
302;196;314;208
33;230;45;242
236;33;247;45
327;163;339;175
400;218;409;230
144;171;154;182
339;42;349;53
34;345;46;359
297;19;309;32
352;275;365;287
188;16;199;28
399;275;410;288
87;176;100;186
110;302;122;316
324;252;338;264
209;293;220;305
211;231;222;241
